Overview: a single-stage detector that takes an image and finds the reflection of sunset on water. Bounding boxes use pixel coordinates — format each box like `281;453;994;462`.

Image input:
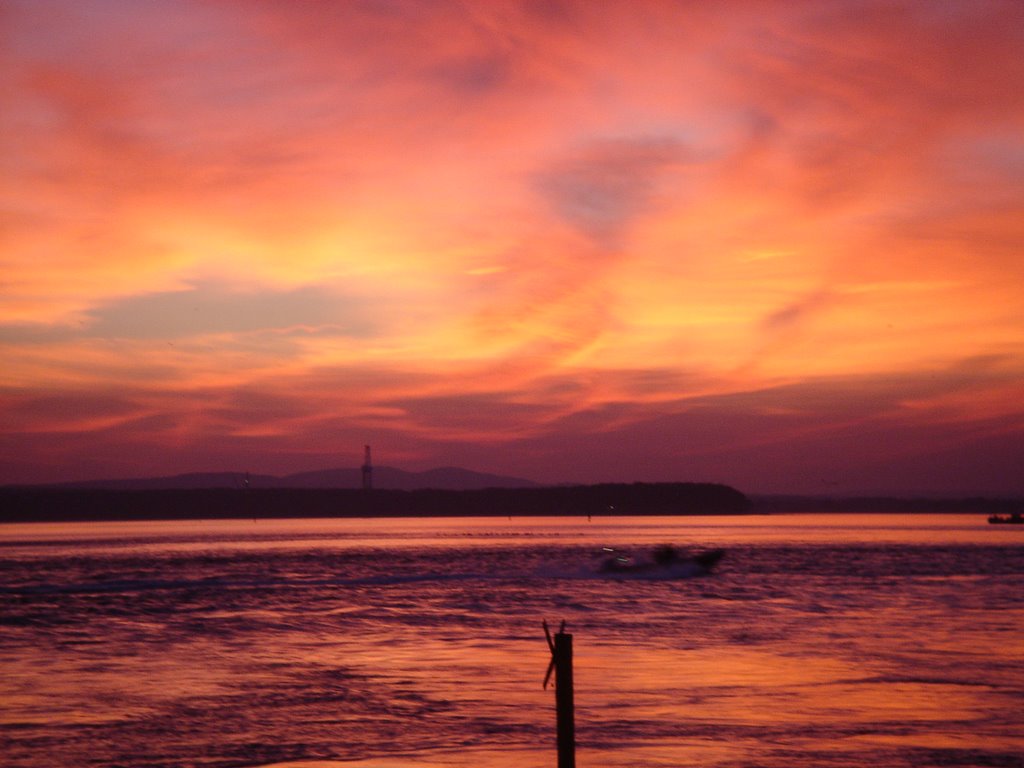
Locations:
2;515;1020;767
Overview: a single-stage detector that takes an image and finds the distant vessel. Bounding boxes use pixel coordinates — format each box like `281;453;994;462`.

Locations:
988;512;1023;525
599;545;725;579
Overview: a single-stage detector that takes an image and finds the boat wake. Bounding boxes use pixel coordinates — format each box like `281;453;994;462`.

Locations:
597;545;725;580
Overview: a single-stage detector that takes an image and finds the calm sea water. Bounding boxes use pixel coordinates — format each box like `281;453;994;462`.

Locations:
1;514;1022;768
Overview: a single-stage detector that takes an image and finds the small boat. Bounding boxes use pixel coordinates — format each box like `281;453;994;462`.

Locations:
599;544;725;579
988;512;1023;525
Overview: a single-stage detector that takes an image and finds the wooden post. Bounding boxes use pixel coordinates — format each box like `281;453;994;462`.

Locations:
554;629;575;768
544;620;576;768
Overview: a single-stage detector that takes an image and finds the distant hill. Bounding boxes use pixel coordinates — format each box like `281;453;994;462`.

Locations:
275;466;539;490
38;466;539;492
0;482;752;522
749;494;1022;514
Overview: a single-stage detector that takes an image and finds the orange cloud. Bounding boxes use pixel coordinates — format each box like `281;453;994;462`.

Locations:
2;0;1023;491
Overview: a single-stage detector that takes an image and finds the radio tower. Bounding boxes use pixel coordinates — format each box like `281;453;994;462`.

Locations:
361;445;373;491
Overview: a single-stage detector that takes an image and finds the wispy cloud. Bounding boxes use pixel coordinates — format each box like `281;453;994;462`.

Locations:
2;0;1023;491
536;137;689;248
83;281;376;340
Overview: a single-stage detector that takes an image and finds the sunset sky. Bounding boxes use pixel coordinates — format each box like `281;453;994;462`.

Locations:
2;0;1023;494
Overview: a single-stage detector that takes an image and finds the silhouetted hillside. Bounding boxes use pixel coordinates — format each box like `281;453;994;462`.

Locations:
750;494;1022;514
38;466;538;491
278;466;539;490
0;482;750;522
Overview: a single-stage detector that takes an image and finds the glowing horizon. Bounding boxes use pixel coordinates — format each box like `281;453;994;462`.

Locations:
2;1;1023;494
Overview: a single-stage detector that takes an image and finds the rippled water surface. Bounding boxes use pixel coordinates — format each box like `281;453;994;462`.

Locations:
1;514;1022;768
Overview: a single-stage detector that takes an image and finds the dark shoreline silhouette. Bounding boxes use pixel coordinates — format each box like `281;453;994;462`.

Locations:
751;494;1023;515
0;482;750;523
33;466;538;492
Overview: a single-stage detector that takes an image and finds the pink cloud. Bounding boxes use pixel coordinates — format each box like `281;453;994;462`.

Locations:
2;0;1023;491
